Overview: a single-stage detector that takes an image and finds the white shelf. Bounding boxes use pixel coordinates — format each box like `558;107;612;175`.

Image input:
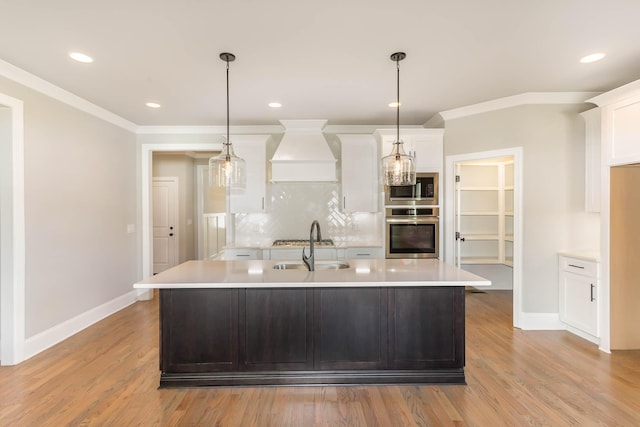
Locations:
461;257;501;265
465;234;499;241
457;158;514;268
460;186;499;191
460;211;499;216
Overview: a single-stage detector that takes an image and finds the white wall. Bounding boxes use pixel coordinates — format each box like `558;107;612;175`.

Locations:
0;76;138;339
444;104;600;313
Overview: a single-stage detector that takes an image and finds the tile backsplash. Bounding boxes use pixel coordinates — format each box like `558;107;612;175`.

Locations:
234;182;382;246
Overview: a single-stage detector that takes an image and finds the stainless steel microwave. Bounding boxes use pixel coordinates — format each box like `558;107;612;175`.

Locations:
384;172;438;206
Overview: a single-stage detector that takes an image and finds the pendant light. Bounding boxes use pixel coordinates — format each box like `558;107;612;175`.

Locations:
209;52;246;190
381;52;416;187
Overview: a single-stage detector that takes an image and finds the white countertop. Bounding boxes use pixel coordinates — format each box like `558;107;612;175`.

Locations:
558;251;600;262
134;258;491;289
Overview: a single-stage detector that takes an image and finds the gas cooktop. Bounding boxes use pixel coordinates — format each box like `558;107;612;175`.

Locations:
272;239;335;247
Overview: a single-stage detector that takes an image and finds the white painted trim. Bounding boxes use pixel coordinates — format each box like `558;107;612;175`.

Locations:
565;324;600;346
374;127;444;137
588;78;640;106
135;124;406;135
518;312;564;330
140;143;222;298
445;147;524;328
0;59;137;133
598;105;613;353
23;291;138;361
136;125;284;135
0;92;25;366
434;92;600;122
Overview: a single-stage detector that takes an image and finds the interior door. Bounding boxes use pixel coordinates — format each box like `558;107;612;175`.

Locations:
153;178;178;274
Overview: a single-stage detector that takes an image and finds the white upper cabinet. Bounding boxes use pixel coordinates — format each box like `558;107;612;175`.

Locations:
229;135;270;213
338;134;378;212
375;129;444;173
588;79;640;166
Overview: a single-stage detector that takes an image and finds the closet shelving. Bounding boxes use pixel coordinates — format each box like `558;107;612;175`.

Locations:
458;158;514;266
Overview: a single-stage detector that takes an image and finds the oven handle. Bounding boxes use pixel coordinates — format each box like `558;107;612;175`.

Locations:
385;217;439;224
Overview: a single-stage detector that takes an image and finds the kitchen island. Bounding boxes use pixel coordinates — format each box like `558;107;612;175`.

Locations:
135;258;490;388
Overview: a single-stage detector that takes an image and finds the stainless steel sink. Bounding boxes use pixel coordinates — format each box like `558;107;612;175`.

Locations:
272;261;350;271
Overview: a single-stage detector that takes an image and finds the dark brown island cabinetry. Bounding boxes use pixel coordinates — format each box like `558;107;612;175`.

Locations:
159;286;465;387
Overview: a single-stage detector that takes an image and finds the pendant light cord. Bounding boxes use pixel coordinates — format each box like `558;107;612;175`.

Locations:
396;58;400;147
225;59;230;157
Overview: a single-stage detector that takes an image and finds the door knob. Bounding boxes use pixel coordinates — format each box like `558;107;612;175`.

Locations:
169;233;174;237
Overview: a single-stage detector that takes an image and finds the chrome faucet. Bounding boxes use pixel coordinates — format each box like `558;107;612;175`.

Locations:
302;220;322;271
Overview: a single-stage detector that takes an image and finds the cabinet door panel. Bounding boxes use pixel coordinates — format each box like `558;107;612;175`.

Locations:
314;288;387;369
389;287;464;369
230;136;268;213
339;134;378;213
560;271;597;336
161;289;238;373
240;289;313;370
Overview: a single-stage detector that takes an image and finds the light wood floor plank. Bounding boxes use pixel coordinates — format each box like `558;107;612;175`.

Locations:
1;290;639;426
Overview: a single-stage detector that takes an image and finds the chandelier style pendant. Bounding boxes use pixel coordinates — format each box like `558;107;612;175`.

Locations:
209;52;246;190
381;52;416;187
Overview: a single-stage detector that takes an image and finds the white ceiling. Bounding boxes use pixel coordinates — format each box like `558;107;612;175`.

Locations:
1;0;639;127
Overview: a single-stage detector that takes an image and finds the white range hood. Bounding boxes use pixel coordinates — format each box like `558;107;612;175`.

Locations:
271;120;337;182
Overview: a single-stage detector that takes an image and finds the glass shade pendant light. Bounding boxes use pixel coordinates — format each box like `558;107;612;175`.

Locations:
209;52;246;190
381;52;416;187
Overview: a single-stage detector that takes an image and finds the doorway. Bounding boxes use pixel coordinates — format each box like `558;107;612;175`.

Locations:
140;143;223;298
445;148;523;327
0;94;25;365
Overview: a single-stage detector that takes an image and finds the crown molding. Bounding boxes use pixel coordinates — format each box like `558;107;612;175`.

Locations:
587;78;640;106
374;127;444;137
0;59;137;133
136;124;411;135
426;92;601;124
136;125;285;135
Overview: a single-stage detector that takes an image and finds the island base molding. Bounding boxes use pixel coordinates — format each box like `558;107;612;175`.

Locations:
159;369;466;388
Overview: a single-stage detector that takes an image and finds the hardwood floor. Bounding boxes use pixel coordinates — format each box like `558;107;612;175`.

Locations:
1;290;639;426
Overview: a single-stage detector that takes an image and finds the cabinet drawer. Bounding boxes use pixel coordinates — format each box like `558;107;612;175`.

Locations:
345;247;383;259
224;248;262;260
560;256;598;277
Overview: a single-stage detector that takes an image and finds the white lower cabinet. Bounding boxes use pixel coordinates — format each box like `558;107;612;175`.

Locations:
559;255;599;341
224;248;262;260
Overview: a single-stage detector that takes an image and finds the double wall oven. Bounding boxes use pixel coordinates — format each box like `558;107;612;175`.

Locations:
385;173;439;259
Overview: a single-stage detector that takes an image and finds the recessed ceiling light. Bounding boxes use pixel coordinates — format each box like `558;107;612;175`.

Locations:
69;52;93;63
268;102;282;108
389;102;401;108
146;102;161;109
580;52;606;64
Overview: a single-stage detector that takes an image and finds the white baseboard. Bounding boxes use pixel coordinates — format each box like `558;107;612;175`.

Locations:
24;290;138;361
518;312;565;330
565;324;600;345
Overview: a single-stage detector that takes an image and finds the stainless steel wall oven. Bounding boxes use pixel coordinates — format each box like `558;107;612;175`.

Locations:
385;207;439;259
